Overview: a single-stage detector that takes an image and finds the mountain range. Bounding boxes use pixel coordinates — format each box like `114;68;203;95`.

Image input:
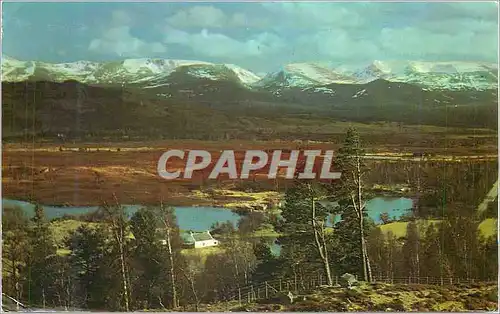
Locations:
2;56;498;141
2;56;498;92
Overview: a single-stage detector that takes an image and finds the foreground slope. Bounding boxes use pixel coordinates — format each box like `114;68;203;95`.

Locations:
205;282;498;312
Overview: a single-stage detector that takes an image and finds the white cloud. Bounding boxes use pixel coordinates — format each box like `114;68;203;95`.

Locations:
261;3;365;29
163;27;284;59
262;2;498;63
89;10;166;57
167;6;226;28
299;29;380;60
165;5;269;28
87;3;497;65
111;10;133;25
425;2;498;21
379;27;497;60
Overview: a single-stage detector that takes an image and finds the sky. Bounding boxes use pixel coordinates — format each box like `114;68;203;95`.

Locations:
2;1;498;72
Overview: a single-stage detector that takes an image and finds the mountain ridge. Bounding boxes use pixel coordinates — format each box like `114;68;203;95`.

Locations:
2;56;497;91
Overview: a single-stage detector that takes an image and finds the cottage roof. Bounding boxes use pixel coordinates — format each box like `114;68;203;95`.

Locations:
181;231;215;243
192;231;214;242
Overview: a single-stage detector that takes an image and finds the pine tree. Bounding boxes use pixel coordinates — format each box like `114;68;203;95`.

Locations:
420;223;445;279
66;224;109;309
130;205;184;309
102;198;132;311
2;206;30;305
280;181;335;285
27;204;57;307
334;127;373;282
331;208;375;277
402;221;420;280
366;227;387;279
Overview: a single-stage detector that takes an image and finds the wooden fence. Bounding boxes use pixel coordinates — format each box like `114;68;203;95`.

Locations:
227;275;497;304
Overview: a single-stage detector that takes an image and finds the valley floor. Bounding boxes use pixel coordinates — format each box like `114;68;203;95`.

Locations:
2;130;497;207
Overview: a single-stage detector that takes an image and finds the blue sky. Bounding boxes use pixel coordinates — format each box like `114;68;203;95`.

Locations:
2;1;498;72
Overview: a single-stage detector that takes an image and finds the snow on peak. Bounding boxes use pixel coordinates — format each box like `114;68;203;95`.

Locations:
1;57;261;86
224;64;262;85
256;62;358;88
405;61;497;74
1;56;497;91
122;58;210;74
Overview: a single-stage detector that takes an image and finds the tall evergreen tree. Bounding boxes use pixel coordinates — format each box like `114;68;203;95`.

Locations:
2;206;30;305
333;127;373;282
27;204;57;307
279;181;335;285
102;198;132;311
130;205;184;309
66;224;109;309
402;221;420;279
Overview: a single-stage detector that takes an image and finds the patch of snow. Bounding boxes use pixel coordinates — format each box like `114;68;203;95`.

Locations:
352;89;367;98
187;67;218;80
144;83;171;89
224;64;261;85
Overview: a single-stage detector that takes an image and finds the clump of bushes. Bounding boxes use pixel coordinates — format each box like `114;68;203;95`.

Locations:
372;299;406;312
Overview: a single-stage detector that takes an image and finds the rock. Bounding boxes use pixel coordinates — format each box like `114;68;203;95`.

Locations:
340;273;358;288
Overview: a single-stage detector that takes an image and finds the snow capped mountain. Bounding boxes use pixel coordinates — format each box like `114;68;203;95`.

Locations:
349;60;498;90
2;56;36;81
351;60;407;82
1;56;497;91
1;56;262;87
255;62;357;90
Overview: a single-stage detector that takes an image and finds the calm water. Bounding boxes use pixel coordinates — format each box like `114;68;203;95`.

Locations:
332;197;414;224
1;199;241;231
2;197;412;232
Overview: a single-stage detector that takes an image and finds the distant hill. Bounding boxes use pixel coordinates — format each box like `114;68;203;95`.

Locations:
1;78;497;141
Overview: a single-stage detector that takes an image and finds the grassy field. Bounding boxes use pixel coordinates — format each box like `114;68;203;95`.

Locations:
380;219;498;240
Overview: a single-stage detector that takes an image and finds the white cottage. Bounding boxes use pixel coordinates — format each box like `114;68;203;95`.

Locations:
182;231;219;249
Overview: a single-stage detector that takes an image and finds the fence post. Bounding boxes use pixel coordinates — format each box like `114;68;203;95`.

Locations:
247;291;250;303
251;285;255;301
238;288;242;306
294;274;298;293
457;278;460;285
265;281;268;299
279;279;282;292
335;276;338;286
426;277;429;284
440;277;443;286
450;278;453;285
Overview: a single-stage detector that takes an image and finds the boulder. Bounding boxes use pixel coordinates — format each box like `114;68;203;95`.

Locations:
339;273;358;288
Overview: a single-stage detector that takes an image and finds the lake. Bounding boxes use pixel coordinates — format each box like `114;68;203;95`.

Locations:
1;199;241;232
2;197;413;231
